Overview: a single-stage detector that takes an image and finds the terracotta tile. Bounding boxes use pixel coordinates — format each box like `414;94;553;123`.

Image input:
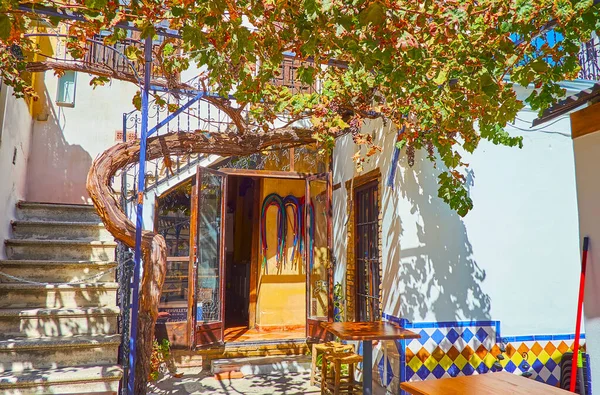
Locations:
461;345;474;360
431;346;445;361
446;346;460;361
490;344;501;357
416;348;431;363
476;344;488;360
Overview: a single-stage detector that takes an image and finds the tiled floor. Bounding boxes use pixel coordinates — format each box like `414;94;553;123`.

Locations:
224;326;305;342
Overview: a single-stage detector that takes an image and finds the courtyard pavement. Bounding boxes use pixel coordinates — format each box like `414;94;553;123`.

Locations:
148;367;389;394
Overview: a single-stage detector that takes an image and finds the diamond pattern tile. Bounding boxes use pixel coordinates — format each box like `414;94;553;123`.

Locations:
446;329;459;344
401;321;585;391
531;342;543;356
544;342;557;355
461;328;474;343
431;329;445;345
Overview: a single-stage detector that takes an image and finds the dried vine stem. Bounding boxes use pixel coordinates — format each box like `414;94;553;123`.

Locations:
86;127;320;394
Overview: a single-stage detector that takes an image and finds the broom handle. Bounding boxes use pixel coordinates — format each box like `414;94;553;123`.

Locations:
570;236;589;393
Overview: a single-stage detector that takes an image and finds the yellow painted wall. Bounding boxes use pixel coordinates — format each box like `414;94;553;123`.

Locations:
257;178;306;328
256;175;330;328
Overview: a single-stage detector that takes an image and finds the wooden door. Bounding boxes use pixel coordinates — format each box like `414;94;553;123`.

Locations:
305;172;334;341
193;166;227;347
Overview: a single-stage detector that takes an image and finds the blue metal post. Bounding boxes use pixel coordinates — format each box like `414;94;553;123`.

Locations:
127;34;152;395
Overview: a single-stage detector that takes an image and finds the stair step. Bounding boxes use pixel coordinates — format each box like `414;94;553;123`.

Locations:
11;221;113;241
0;365;122;394
211;355;312;376
0;283;118;308
5;239;117;261
0;260;117;284
0;307;120;338
17;202;100;223
0;335;120;373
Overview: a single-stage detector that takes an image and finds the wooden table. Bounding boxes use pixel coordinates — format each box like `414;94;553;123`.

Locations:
400;371;572;395
320;321;420;395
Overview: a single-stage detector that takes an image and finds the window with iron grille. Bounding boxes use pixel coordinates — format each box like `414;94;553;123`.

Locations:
355;180;380;322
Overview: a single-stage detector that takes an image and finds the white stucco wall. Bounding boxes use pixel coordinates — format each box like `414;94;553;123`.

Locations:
0;84;34;258
573;129;600;390
26;72;137;204
333;93;581;337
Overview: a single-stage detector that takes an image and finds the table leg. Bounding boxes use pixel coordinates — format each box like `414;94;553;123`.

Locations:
363;340;373;395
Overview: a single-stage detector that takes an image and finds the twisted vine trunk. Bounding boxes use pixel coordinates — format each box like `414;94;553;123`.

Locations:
86;129;316;394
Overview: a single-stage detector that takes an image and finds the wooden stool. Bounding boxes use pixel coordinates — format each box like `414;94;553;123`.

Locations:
310;342;354;386
321;351;363;395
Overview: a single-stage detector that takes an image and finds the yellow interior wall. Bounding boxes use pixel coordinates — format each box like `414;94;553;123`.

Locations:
244;145;330;329
256;176;329;328
257;178;306;328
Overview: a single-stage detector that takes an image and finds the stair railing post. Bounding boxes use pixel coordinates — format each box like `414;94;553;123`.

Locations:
127;34;152;395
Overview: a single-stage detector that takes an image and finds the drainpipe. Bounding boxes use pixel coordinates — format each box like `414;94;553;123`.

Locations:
127;34;152;395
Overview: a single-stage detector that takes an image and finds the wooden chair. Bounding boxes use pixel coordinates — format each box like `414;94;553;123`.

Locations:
321;350;363;395
310;341;354;387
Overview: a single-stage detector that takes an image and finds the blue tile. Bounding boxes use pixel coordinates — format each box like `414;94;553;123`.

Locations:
447;364;460;377
504;360;517;373
385;358;393;386
546;358;557;372
477;362;489;374
534;375;545;383
431;329;445;345
432;365;445;379
378;356;385;384
462;364;475;376
416;365;431;380
447;328;460;344
531;360;544;373
546;375;559;386
405;368;414;381
418;329;430;345
475;327;489;343
462;328;474;343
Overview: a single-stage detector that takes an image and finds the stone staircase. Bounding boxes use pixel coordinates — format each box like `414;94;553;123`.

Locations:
0;202;122;394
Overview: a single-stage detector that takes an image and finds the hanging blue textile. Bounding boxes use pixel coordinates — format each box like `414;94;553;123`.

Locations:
260;193;286;274
299;196;315;272
283;195;301;268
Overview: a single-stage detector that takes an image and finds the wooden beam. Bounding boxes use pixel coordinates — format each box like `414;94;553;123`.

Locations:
571;101;600;139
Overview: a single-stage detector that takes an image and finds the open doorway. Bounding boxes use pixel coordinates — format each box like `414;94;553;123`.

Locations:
154;165;333;348
224;176;254;332
222;174;309;343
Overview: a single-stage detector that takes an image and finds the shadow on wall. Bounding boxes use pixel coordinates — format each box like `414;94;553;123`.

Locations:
27;75;92;204
382;148;491;323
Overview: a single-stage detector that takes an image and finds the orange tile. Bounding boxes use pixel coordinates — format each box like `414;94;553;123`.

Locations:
416;348;431;363
557;341;569;354
446;346;460;361
517;343;529;356
531;342;543;356
505;344;517;358
431;346;445;361
475;344;488;360
461;345;474;360
544;342;557;356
